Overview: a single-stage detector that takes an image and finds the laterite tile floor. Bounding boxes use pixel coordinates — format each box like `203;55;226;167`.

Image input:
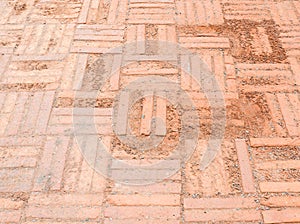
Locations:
0;0;299;223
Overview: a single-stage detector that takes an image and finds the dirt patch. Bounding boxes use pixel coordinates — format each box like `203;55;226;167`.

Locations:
111;103;180;160
193;93;276;139
54;97;113;108
54;97;74;108
146;24;158;39
239;74;292;86
127;98;143;137
11;192;29;202
252;144;300;183
177;25;219;37
183;141;242;197
252;146;300;162
239;92;273;137
13;2;27;14
256;168;300;182
95;98;114;108
224;101;246;139
75;98;113;108
12;61;48;71
145;24;159;54
223;142;243;194
218;20;287;63
0;83;49;91
196;100;246;140
81;54;113;91
183;145;204;197
178;19;287;63
122;61;176;74
0;36;21;48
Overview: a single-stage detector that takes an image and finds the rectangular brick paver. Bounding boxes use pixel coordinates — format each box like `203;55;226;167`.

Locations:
235;139;256;193
263;208;300;224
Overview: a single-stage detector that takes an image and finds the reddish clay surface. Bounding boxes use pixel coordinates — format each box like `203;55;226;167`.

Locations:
0;0;299;223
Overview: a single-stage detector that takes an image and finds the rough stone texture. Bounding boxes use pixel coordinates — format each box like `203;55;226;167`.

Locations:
0;0;299;223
